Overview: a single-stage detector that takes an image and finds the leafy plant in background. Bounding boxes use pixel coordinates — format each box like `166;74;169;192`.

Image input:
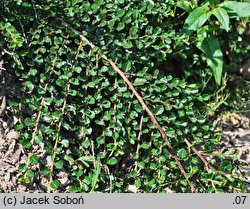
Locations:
179;0;250;85
0;0;249;193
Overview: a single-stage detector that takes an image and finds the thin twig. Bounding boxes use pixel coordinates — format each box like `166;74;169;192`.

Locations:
104;165;113;193
48;36;82;192
31;0;38;19
48;82;70;192
144;97;174;107
80;48;91;139
18;20;28;44
184;138;219;174
135;111;144;171
27;35;69;167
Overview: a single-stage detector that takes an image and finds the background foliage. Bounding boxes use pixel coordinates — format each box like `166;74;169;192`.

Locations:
0;0;249;192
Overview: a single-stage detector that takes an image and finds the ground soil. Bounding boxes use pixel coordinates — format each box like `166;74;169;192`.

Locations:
214;110;250;191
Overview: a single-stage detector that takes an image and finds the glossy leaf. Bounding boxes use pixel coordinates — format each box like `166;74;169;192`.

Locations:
29;155;39;165
223;1;250;17
177;148;188;160
107;157;118;165
183;5;212;35
50;180;60;190
200;36;223;85
134;78;147;86
213;7;229;31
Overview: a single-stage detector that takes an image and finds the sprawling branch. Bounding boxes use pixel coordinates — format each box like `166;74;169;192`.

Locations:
59;18;197;192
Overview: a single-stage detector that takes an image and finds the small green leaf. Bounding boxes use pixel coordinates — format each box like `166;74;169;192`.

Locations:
134;78;146;86
132;153;139;159
197;116;206;123
60;139;69;147
191;157;199;164
153;27;162;35
24;117;36;127
107;157;118;165
18;163;28;172
26;169;35;178
177;148;188;160
100;66;109;72
69;185;81;192
20;139;32;149
40;166;50;176
209;0;220;8
8;100;19;107
155;106;164;115
117;22;125;31
42;114;51;123
50;179;60;190
168;114;176;121
180;179;188;186
134;180;141;188
87;95;95;104
29;69;37;75
184;87;199;94
135;40;143;49
104;128;113;137
122;41;133;49
202;125;210;131
150;163;157;170
116;9;125;17
130;170;138;178
82;140;91;148
40;47;46;53
176;121;188;127
169;161;177;168
138;162;145;169
74;66;82;73
55;160;63;169
102;100;111;108
64;155;74;163
176;1;192;12
103;112;111;121
148;179;156;187
216;188;224;193
78;156;94;164
129;26;138;36
107;143;116;152
88;81;96;88
29;155;39;165
85;127;93;135
19;175;30;184
140;142;150;149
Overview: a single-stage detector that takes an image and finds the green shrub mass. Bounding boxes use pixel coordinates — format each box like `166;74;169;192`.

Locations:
0;0;249;192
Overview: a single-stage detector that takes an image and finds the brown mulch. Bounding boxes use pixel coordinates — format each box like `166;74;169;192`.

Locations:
214;111;250;191
0;59;26;192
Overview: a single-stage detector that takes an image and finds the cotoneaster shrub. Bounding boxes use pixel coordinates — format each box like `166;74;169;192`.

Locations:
0;0;249;192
